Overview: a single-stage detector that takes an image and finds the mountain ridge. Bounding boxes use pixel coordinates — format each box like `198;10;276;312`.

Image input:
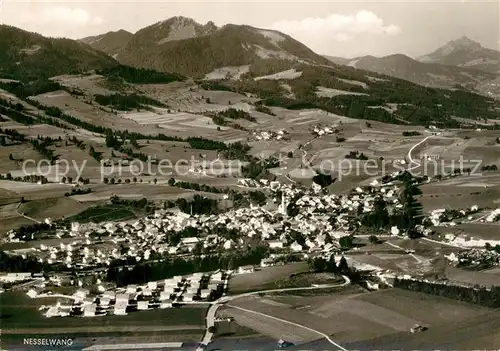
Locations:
80;16;333;78
0;25;119;81
417;36;500;73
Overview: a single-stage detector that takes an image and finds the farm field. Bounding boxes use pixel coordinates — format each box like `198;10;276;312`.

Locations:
228;262;309;294
19;197;90;222
224;288;493;346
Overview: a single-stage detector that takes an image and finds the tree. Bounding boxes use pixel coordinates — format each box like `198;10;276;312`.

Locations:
103;177;109;184
67;177;73;184
227;257;237;270
8;153;13;160
168;178;175;186
309;257;327;272
110;178;115;184
61;176;67;184
133;177;137;183
339;236;354;250
208;325;217;333
153;178;158;184
399;176;424;236
338;256;349;273
327;254;337;272
287;151;293;158
125;179;131;184
369;235;380;244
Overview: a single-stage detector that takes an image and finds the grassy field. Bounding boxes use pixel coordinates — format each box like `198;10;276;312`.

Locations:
228;262;309;294
226;287;493;345
66;204;138;223
19;197;90;221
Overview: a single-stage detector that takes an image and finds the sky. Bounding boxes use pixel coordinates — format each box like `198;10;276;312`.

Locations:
1;0;499;58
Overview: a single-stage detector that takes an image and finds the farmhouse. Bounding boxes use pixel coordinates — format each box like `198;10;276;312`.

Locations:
238;265;255;274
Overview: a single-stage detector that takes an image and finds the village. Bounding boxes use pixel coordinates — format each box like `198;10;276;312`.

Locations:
2;168;500;325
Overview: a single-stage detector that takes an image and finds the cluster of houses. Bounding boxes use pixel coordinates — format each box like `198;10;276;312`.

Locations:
445;249;500;268
428;206;482;227
311;124;338;136
252;129;288;141
4;171;430;275
32;271;229;318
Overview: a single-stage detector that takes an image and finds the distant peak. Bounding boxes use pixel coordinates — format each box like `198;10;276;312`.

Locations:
449;36;481;48
158;16;199;26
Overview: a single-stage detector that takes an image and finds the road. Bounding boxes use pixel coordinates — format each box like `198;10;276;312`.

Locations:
384;242;422;263
197;275;351;351
16;202;41;224
226;304;348;351
284;135;319;184
407;135;432;171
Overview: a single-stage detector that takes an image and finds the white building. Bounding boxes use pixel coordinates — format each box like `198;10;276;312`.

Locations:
267;240;284;249
238;265;255;274
290;241;303;252
83;304;97;317
137;300;149;310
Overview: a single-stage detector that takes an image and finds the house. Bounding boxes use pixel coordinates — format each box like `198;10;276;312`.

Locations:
126;285;137;293
290;241;303;252
102;291;115;300
137;300;149;310
83;304;97;317
142;288;153;296
200;289;210;298
267;240;284;249
147;281;158;290
74;288;90;300
160;299;172;309
83;296;95;305
238;265;255;274
186;286;199;294
211;271;223;281
114;301;128;315
115;293;129;303
183;293;195;302
159;291;172;300
1;272;32;282
26;287;42;299
100;297;111;306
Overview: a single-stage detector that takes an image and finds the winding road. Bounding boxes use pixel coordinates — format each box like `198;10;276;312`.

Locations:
197;275;351;351
407;135;432;171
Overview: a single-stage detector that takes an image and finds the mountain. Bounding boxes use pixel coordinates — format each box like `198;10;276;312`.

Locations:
418;36;500;73
322;53;500;97
0;25;119;81
83;16;332;77
80;29;133;59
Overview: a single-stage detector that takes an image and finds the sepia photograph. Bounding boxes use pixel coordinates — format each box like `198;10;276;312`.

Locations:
0;0;499;350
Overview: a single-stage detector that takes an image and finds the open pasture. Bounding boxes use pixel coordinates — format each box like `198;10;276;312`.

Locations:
228;262;309;294
52;74;115;95
19;197;90;222
419;178;500;210
31;91;163;135
227;287;490;345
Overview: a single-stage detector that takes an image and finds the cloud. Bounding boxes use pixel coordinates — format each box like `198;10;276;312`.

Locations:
19;6;104;27
271;10;401;42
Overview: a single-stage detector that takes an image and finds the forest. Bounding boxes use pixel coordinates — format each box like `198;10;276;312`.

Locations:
394;278;500;308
